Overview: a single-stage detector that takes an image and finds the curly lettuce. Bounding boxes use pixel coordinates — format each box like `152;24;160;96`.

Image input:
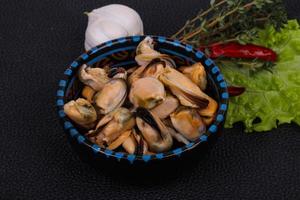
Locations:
221;20;300;132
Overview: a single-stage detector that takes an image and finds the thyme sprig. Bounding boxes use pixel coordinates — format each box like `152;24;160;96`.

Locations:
172;0;287;46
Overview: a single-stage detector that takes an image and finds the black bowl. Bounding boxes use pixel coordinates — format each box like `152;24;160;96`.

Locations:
56;35;229;164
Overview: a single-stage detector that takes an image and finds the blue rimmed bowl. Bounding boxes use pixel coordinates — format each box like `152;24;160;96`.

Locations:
56;35;228;164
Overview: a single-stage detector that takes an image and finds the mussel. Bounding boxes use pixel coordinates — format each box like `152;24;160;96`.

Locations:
135;36;169;67
159;65;218;120
170;107;206;141
132;128;152;155
150;94;179;119
142;58;166;78
128;58;172;86
167;126;190;145
94;75;127;114
129;77;166;109
106;128;140;154
78;64;110;91
108;67;127;79
159;65;209;108
135;107;173;153
81;86;96;103
198;101;218;125
128;65;146;85
179;62;207;91
92;107;135;147
107;130;132;150
122;133;137;154
63;98;97;129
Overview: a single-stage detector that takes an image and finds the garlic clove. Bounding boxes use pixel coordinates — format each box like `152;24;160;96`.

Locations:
85;20;129;50
91;4;144;34
84;4;144;51
85;28;110;51
98;20;129;39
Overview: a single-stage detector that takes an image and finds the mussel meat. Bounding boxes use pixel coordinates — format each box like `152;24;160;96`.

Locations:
93;107;135;146
94;77;127;114
108;67;127;79
170;107;206;141
63;98;97;129
132;128;152;155
107;130;131;150
128;65;146;86
128;58;171;86
136;107;173;153
142;58;166;78
129;77;166;109
81;86;96;103
160;65;218;119
122;133;137;154
198;100;218;125
78;64;109;91
167;126;190;145
135;36;168;66
179;62;207;91
150;94;179;119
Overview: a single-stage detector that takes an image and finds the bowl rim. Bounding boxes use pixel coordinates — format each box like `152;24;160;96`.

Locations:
56;35;229;163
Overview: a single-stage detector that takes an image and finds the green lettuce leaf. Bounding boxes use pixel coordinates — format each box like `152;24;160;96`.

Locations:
221;20;300;132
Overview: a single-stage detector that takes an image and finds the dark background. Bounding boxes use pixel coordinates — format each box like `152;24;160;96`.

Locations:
0;0;299;199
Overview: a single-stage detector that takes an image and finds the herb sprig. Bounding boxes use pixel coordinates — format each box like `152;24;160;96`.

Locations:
172;0;287;46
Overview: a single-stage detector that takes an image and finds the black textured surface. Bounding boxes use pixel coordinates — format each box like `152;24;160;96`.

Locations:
0;0;300;199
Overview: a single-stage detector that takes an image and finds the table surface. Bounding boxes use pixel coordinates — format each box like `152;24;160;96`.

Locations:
1;0;299;199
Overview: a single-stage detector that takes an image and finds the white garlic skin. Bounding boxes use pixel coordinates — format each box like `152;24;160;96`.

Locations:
85;4;144;51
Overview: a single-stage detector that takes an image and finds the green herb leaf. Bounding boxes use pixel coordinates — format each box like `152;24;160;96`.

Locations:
172;0;287;46
222;20;300;132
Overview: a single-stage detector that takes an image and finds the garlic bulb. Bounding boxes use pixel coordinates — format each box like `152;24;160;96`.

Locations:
85;4;144;51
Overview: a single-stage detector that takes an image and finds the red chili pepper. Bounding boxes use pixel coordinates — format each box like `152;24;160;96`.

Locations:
202;42;277;62
228;86;246;97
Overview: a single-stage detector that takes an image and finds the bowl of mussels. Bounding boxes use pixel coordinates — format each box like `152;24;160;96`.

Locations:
56;36;229;163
